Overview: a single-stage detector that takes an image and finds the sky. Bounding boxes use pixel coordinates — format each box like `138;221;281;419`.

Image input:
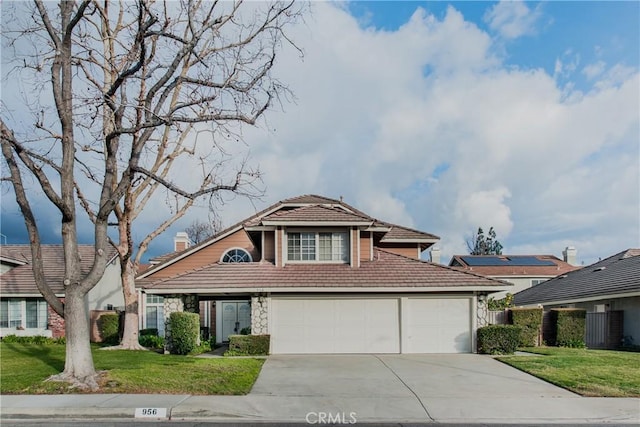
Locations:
1;1;639;266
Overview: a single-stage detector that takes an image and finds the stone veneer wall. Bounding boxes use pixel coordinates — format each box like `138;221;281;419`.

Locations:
476;296;489;328
163;295;200;352
251;296;268;334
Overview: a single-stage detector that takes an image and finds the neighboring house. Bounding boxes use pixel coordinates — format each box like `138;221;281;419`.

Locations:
0;245;124;338
137;194;511;354
448;250;580;299
513;249;640;347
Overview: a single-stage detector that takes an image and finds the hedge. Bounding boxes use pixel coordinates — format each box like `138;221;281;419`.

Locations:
97;313;120;345
553;308;586;348
169;312;200;355
477;325;522;354
509;307;543;347
228;334;270;355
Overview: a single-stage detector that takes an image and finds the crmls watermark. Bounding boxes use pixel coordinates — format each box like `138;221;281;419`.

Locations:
305;411;357;425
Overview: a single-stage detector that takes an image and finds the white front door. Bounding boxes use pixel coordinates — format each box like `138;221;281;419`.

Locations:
220;301;251;342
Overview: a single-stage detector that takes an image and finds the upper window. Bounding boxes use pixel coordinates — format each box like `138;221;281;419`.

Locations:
222;248;252;263
287;232;348;262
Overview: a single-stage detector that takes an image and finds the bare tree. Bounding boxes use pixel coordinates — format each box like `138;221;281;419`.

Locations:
466;227;504;255
185;217;222;245
1;0;303;386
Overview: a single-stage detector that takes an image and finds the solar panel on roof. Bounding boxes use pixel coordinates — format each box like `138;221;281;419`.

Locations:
460;255;556;267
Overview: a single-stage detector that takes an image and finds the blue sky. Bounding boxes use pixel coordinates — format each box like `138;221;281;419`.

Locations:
2;1;639;265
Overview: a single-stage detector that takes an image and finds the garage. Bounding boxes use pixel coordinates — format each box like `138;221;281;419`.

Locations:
270;298;400;354
269;296;473;354
404;297;472;353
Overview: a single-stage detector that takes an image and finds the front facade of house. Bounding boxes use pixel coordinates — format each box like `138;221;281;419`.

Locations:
137;195;511;354
513;249;640;347
449;251;580;299
0;245;124;338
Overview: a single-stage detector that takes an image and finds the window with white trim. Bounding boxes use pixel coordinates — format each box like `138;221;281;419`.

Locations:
221;248;252;263
531;279;547;286
145;294;165;336
0;298;48;329
287;232;349;262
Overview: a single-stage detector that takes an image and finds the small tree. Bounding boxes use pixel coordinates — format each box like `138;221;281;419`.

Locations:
467;227;503;255
185;218;222;245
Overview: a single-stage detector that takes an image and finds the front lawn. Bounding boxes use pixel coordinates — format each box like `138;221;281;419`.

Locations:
0;342;264;395
497;347;640;397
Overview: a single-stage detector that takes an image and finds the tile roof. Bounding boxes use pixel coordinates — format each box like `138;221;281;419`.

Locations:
262;205;373;224
449;255;578;277
1;244;118;295
513;249;640;306
139;194;441;279
138;248;510;291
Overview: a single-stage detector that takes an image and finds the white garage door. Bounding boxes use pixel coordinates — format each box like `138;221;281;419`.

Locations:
405;298;471;353
270;298;400;354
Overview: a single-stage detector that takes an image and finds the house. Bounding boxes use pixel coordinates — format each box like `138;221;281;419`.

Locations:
136;194;511;354
0;245;124;338
448;250;580;299
513;249;640;347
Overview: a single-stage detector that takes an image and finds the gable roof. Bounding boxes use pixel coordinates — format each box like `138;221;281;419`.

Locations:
449;254;579;277
0;244;118;296
139;194;440;279
513;249;640;306
138;248;511;293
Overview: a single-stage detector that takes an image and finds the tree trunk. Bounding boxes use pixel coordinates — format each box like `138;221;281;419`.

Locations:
48;289;101;390
118;262;146;350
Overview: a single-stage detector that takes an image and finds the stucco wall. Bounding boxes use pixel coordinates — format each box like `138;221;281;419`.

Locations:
87;259;124;312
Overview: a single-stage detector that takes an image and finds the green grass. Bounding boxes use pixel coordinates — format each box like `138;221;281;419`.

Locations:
0;342;264;395
497;347;640;397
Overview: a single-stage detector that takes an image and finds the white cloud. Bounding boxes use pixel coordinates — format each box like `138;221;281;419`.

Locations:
484;0;542;39
3;2;638;268
582;61;606;80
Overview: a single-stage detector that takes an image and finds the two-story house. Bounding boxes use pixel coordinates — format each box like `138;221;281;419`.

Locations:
136;195;511;354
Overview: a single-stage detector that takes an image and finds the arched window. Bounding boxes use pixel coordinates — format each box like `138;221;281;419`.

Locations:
221;248;252;263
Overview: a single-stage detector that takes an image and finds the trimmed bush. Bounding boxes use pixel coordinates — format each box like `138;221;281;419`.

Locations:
139;334;164;349
553;308;586;348
227;334;270;356
139;328;159;336
0;335;63;345
477;325;522;355
510;307;543;347
240;326;251;335
169;312;200;355
97;313;120;345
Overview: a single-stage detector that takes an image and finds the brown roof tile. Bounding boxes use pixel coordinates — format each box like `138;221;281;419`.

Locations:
262;205;373;224
139;248;510;291
1;244;118;295
449;254;579;277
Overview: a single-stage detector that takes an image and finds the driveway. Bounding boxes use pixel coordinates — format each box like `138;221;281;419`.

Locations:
240;354;639;423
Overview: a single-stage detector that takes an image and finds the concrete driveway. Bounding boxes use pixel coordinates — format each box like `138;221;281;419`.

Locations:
239;354;639;423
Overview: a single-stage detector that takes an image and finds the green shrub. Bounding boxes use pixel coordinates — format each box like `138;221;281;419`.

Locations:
97;313;120;345
477;325;522;354
510;308;543;347
553;309;586;348
169;312;200;355
209;336;217;349
188;340;212;356
139;334;164;349
139;328;158;336
240;326;251;335
0;335;61;345
227;334;270;356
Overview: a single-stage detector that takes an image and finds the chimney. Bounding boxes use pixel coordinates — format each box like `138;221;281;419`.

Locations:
563;246;577;266
174;232;191;252
430;247;441;264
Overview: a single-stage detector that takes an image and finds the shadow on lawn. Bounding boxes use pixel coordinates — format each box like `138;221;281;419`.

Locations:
3;343;65;372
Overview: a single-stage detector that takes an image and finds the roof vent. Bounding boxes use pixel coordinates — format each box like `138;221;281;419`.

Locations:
593;266;606;272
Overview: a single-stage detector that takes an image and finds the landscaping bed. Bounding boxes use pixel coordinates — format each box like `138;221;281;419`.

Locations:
0;342;264;395
497;346;640;397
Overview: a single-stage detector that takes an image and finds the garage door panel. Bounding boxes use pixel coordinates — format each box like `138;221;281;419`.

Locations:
406;298;471;353
271;298;399;354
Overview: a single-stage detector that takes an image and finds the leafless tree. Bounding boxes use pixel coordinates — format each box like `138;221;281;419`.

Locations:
185;217;222;245
1;0;303;388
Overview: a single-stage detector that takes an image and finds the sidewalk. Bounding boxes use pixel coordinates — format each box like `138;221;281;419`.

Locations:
2;392;639;424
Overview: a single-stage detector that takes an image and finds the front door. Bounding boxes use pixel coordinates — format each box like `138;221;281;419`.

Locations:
221;301;251;342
